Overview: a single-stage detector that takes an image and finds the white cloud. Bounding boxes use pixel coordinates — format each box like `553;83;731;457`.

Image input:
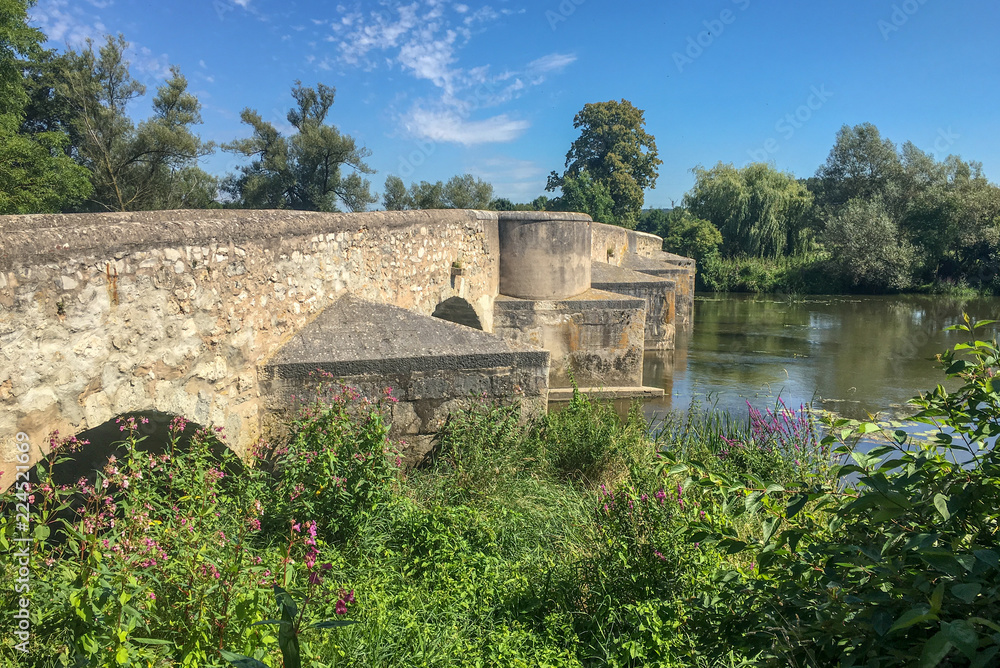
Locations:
405;108;529;145
30;0;106;46
528;52;577;74
233;0;251;7
321;2;575;145
470;156;547;201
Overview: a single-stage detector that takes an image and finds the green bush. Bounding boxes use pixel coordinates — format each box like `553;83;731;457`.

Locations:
676;316;1000;666
265;378;399;543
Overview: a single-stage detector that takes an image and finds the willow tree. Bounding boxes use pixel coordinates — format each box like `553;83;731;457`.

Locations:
224;82;376;212
685;162;813;258
546;99;661;229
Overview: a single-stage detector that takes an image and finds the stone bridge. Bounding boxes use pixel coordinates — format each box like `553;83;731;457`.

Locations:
0;209;694;481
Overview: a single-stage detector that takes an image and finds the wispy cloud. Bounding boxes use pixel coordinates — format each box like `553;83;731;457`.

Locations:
30;0;175;87
470;155;547;200
320;1;574;145
405;109;529;145
30;0;107;46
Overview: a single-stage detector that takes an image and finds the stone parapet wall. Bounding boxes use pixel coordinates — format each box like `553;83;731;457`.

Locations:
0;209;501;482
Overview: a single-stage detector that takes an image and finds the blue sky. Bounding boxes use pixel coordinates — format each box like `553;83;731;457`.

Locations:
28;0;1000;207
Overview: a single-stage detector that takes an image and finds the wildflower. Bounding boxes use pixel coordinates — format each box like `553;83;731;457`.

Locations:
335;599;348;615
308;571;322;586
292;522;301;533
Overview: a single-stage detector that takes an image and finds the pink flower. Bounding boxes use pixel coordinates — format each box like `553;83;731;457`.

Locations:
335;600;348;615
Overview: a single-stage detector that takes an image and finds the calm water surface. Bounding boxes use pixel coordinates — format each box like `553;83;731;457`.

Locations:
639;293;1000;424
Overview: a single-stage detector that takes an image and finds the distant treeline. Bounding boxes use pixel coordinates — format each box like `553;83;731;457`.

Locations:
636;124;1000;295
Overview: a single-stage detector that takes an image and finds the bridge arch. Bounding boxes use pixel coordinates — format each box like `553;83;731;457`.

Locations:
431;296;484;330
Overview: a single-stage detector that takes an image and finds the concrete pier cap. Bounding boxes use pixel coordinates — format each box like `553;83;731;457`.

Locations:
497;211;592;300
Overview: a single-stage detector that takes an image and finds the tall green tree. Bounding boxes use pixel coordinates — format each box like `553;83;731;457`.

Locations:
0;0;91;213
382;173;493;210
823;196;916;292
685;162;813;258
638;207;722;263
546;170;616;224
224;82;376;212
546;99;661;229
814;123;904;211
59;35;214;211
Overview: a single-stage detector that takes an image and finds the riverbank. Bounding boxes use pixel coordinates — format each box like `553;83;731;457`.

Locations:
3;325;997;667
698;253;1000;297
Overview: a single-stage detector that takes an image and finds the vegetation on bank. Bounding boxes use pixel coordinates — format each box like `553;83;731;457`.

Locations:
639;124;1000;296
2;320;998;667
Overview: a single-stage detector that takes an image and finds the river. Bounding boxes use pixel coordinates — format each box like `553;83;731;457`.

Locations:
638;293;1000;425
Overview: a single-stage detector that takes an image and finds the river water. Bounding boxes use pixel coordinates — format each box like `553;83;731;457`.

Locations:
639;293;1000;425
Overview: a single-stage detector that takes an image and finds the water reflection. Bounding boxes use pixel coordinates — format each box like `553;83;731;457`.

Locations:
640;293;1000;424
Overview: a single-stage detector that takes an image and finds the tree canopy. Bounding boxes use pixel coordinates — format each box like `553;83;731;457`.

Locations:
382;173;494;210
0;0;91;214
224;82;376;212
685;162;813;258
53;35;217;211
547;99;661;229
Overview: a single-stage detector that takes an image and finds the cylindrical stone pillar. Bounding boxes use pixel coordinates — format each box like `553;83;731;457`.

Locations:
497;212;592;300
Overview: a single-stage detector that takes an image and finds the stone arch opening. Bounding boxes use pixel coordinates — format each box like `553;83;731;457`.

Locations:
431;296;483;330
32;411;236;490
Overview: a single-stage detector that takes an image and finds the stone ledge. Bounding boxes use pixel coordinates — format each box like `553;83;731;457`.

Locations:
547;386;665;401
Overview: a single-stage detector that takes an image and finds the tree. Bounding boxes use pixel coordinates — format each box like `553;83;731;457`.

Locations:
814;123;904;211
547;99;661;229
546;171;616;223
0;0;91;213
442;173;493;209
224;82;376;212
685;162;813;258
59;35;214;211
823;197;916;292
382;173;493;210
639;208;722;263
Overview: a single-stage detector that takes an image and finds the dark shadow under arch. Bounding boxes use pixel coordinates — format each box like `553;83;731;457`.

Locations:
32;411;237;489
431;296;483;330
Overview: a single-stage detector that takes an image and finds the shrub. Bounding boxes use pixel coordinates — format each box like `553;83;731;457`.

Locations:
677;316;1000;666
264;379;399;543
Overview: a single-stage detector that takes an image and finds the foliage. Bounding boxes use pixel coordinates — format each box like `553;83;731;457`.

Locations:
670;316;1000;666
264;379;399;543
547;99;661;229
823;195;918;292
685;162;814;259
638;208;722;263
698;252;834;294
221;586;356;668
813;122;904;211
0;0;92;213
382;173;494;210
6;322;1000;667
224;82;376;212
545;170;617;225
57;35;215;212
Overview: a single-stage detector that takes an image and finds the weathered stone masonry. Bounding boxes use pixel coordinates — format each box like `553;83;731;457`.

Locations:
0;209;694;483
